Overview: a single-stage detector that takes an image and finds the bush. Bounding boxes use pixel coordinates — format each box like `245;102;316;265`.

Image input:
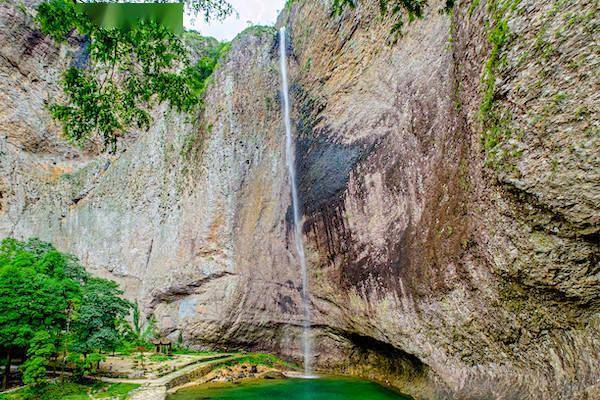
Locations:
0;381;140;400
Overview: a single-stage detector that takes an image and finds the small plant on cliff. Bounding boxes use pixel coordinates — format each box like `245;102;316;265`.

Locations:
332;0;455;39
478;0;520;168
34;0;233;153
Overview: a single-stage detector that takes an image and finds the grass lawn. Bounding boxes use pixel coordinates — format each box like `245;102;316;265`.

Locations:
0;381;140;400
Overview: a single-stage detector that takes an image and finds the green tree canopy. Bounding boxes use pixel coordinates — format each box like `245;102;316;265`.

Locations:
0;238;132;388
0;238;82;351
0;238;85;388
72;278;131;356
34;0;233;153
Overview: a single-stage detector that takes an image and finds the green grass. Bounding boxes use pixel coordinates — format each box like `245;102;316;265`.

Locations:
216;353;300;371
0;381;140;400
94;382;139;399
149;354;173;362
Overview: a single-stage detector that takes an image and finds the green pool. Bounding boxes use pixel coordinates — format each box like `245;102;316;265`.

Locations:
167;377;411;400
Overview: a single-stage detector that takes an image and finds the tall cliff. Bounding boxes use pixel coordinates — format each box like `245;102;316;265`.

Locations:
0;0;598;399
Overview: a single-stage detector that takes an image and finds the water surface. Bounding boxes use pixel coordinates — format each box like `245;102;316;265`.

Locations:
168;377;411;400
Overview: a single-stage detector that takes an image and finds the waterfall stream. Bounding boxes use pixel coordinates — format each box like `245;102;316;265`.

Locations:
279;27;313;377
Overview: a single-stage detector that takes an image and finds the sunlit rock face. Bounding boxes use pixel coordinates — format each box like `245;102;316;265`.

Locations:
279;0;599;398
1;1;598;399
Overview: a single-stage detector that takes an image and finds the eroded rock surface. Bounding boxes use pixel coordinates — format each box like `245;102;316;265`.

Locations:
1;1;598;399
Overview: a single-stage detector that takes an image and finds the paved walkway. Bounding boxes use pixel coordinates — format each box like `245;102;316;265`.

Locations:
116;354;241;400
130;385;167;400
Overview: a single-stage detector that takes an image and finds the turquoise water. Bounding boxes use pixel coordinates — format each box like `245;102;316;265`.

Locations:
168;377;411;400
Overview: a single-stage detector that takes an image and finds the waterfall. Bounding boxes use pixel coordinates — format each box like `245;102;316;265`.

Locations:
279;27;314;377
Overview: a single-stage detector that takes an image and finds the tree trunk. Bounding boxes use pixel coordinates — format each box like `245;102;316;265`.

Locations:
2;349;11;390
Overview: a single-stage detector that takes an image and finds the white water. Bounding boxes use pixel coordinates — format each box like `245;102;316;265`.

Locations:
279;27;314;377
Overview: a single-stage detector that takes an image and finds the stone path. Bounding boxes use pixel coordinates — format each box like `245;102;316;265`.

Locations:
108;354;241;400
129;385;167;400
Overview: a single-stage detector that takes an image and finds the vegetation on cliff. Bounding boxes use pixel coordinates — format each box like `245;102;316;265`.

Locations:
478;0;520;169
34;0;232;153
331;0;455;38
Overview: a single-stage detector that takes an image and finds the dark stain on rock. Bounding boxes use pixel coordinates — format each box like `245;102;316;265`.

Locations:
295;135;367;215
284;280;296;289
283;82;375;228
22;29;44;58
276;293;296;314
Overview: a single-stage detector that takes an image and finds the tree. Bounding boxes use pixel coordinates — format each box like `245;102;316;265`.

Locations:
0;238;132;386
130;302;157;345
186;0;235;22
124;302;157;371
34;0;233;153
72;278;132;360
0;238;82;389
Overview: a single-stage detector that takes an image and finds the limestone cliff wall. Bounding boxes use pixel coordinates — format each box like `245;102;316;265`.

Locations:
1;1;598;399
278;0;599;398
0;2;305;355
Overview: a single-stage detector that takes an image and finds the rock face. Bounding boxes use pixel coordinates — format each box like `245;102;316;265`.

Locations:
1;1;598;399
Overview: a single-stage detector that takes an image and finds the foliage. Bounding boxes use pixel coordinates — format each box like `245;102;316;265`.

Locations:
186;0;234;22
72;279;131;355
185;41;230;100
65;352;106;378
22;332;56;386
129;302;157;346
0;381;139;400
113;301;162;360
217;353;299;370
94;382;140;399
149;353;172;362
0;238;132;387
0;238;83;389
331;0;455;39
478;0;520;166
34;0;232;153
35;0;86;42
